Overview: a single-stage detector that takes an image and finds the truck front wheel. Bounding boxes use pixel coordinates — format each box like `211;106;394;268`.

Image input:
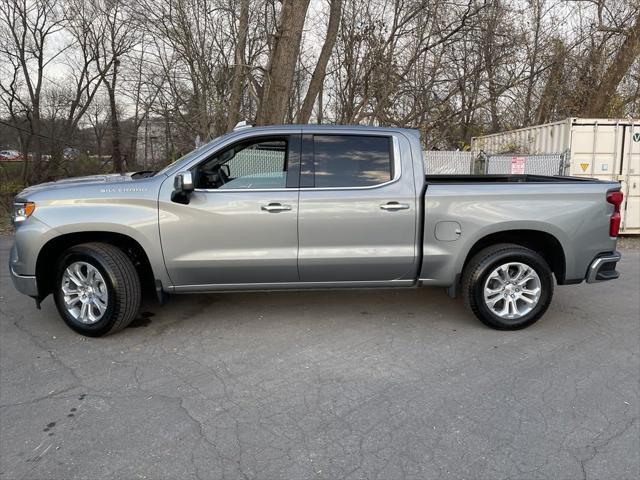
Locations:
462;243;554;330
53;242;141;337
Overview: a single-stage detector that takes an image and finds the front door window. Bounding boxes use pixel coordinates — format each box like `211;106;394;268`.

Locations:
195;138;288;190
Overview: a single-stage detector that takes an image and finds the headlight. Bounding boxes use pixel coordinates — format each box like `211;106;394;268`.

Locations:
12;201;36;223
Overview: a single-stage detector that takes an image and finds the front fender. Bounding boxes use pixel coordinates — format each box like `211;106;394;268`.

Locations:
36;201;170;287
15;175;170;288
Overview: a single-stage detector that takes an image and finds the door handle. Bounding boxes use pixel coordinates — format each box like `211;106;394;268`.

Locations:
380;202;410;211
261;203;292;213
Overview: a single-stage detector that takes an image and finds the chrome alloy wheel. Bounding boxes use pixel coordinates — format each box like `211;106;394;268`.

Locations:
483;262;542;320
61;261;109;324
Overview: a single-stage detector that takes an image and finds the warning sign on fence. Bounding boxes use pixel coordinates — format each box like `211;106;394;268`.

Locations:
511;157;526;174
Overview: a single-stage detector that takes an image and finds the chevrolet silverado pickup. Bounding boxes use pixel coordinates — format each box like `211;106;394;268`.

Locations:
9;125;623;336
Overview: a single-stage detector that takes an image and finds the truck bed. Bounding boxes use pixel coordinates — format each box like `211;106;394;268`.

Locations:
419;174;619;289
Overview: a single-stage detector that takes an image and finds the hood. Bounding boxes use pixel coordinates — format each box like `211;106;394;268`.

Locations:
17;173;136;198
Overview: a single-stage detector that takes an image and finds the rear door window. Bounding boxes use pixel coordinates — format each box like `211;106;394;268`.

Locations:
312;135;393;187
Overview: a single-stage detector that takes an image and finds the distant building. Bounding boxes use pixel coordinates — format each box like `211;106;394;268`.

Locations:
137;117;172;167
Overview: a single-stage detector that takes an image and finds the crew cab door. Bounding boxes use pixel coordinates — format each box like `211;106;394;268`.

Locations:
158;133;301;288
297;131;419;282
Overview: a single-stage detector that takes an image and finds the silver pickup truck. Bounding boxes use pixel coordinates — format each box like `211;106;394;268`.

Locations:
9;125;623;336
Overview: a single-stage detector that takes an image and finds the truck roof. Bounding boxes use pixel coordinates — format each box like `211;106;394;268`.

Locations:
234;123;420;137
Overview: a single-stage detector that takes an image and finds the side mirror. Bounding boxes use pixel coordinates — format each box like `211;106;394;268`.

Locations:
174;171;194;192
172;171;194;204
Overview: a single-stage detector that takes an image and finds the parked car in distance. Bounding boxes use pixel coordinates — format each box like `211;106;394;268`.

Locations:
0;149;23;162
63;147;80;159
9;124;623;336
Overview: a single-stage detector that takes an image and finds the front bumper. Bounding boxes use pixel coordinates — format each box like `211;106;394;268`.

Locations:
586;251;621;283
9;243;38;297
9;266;38;297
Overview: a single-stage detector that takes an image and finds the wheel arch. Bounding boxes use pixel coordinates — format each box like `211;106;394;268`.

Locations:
36;231;157;302
460;229;567;284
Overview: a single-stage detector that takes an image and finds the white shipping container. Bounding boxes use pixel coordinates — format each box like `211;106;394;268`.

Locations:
471;118;640;234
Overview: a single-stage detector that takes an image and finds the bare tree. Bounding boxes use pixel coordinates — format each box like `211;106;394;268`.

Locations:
226;0;250;131
0;0;66;177
536;38;567;124
297;0;342;124
585;7;640;116
119;37;163;165
135;0;235;141
85;95;109;163
255;0;311;125
0;45;32;181
84;0;140;173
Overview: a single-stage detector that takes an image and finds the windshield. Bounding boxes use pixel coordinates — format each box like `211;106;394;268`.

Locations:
154;135;225;177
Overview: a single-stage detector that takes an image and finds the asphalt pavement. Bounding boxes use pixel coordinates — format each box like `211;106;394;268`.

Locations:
1;235;638;480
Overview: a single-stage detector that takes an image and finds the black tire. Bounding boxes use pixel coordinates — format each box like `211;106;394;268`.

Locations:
53;242;141;337
462;243;554;330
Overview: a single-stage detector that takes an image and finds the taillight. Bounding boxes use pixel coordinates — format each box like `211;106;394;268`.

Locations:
606;191;623;237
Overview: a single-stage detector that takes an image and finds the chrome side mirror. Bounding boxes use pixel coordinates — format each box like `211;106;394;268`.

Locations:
172;171;194;204
174;171;194;193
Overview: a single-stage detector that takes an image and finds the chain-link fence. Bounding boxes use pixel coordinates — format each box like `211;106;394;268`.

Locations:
483;151;569;175
224;146;286;178
423;150;569;176
423;151;474;174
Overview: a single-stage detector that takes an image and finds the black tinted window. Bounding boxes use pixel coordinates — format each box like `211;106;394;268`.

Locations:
313;135;393;187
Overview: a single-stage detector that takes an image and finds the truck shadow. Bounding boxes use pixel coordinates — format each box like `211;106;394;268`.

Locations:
133;287;481;334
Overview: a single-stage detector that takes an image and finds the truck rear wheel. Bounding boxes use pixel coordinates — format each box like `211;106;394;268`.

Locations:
462;243;554;330
53;242;141;337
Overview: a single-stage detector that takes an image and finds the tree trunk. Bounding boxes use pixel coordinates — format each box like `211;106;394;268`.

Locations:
28;107;42;183
297;0;342;124
482;5;500;133
20;136;31;185
227;0;250;131
108;88;123;173
522;0;542;127
317;84;324;124
536;39;566;124
128;136;137;167
584;12;640;117
107;61;123;174
255;0;311;126
164;113;170;163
